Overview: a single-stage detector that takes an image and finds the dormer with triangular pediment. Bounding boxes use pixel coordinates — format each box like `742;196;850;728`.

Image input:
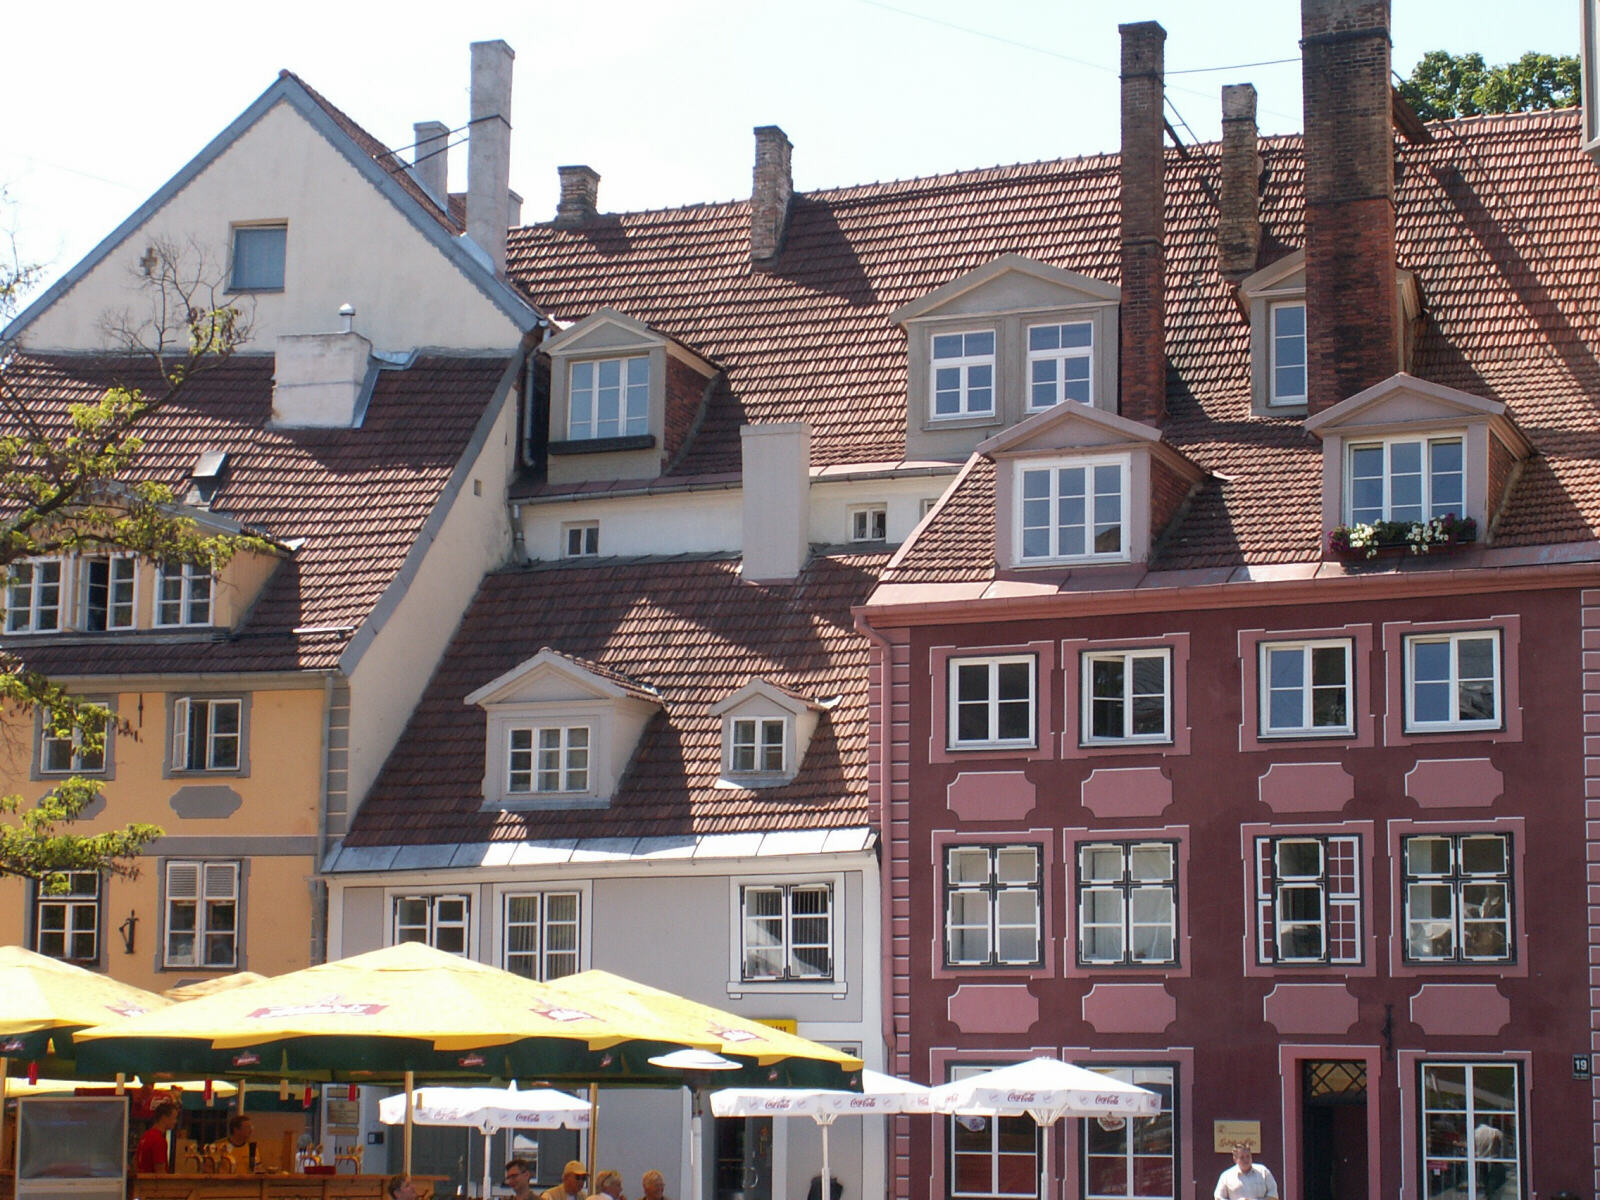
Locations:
891;254;1121;463
709;678;830;789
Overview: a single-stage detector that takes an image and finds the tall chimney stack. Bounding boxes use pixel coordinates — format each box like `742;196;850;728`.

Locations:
467;39;514;275
750;125;793;267
555;166;600;228
1300;0;1400;413
740;423;811;583
411;121;449;208
1118;21;1167;426
1217;85;1262;281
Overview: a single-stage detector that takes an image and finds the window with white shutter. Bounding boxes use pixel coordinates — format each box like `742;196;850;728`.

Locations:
164;860;239;968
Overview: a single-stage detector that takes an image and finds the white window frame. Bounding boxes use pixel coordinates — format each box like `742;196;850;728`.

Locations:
929;329;997;420
155;562;213;627
34;871;101;964
729;716;787;775
1082;648;1171;744
39;713;107;776
391;892;472;956
1081;1065;1176;1200
562;522;600;558
947;655;1036;750
1402;833;1514;965
80;555;137;631
849;505;888;543
1258;639;1354;738
1404;630;1502;732
229;223;287;292
1267;301;1307;407
1344;434;1466;525
1015;455;1129;564
163;860;239;969
1026;320;1094;410
948;1061;1039;1200
1075;841;1178;967
1418;1062;1522;1200
568;356;650;440
506;724;591;794
6;558;64;633
171;697;242;773
501;890;582;980
739;882;834;982
944;844;1043;968
1254;835;1362;966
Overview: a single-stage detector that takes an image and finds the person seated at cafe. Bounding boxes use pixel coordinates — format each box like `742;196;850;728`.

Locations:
639;1170;668;1200
387;1175;419;1200
593;1170;624;1200
135;1100;179;1175
504;1158;538;1200
221;1115;256;1173
539;1159;589;1200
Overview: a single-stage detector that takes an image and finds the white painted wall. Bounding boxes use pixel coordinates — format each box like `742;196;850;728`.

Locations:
20;101;524;354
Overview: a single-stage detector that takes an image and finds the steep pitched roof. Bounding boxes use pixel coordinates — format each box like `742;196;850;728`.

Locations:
341;551;885;847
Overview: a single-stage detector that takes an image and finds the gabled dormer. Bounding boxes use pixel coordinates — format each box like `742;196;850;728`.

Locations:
709;679;829;788
978;401;1202;569
891;254;1121;462
1305;374;1531;548
463;647;661;809
542;308;718;486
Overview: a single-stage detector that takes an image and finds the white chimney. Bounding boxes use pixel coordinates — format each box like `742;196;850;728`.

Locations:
271;320;374;429
411;120;449;207
467;39;514;275
740;422;811;583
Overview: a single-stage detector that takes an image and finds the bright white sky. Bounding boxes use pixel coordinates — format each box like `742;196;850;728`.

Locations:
4;0;1578;303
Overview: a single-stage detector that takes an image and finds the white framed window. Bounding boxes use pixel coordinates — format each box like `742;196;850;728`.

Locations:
740;883;833;981
1017;458;1127;563
1027;321;1093;409
1346;435;1465;525
171;697;242;772
948;1062;1038;1200
164;860;239;968
569;357;650;440
1260;639;1353;737
1419;1062;1521;1200
393;893;470;955
230;224;287;291
6;558;63;633
1081;1065;1176;1200
1267;301;1307;407
948;655;1035;749
1403;834;1513;964
944;845;1043;967
563;522;600;558
730;717;786;774
921;496;939;517
34;872;101;964
849;505;888;542
1254;835;1362;965
1405;631;1501;731
1083;649;1170;744
40;712;107;775
1076;842;1177;966
503;891;581;980
81;556;136;631
507;725;590;793
930;330;996;419
155;562;213;626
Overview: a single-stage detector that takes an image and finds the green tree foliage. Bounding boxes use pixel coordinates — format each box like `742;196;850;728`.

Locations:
1400;50;1581;121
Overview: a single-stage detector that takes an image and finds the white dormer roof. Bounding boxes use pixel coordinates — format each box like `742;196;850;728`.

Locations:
465;646;661;709
710;678;826;719
889;253;1120;327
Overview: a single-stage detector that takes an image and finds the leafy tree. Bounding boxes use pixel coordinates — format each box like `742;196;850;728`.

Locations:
0;228;262;887
1400;49;1581;121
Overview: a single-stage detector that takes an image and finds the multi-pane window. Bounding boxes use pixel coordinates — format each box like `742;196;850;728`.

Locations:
1027;321;1093;409
171;698;241;772
507;726;590;793
1403;834;1513;963
944;845;1042;967
730;717;786;774
948;656;1035;748
393;894;470;955
949;1064;1037;1200
34;872;101;964
1406;631;1501;731
569;357;650;439
1082;1066;1176;1200
1018;460;1125;562
40;710;107;775
503;891;581;980
230;224;287;291
1347;436;1465;525
1260;640;1353;736
164;861;239;968
850;506;888;542
1254;835;1362;965
82;556;136;631
563;522;600;558
1420;1062;1521;1200
1268;302;1307;406
155;562;212;626
931;331;996;418
741;883;833;981
7;559;63;633
1084;650;1170;743
1076;842;1177;966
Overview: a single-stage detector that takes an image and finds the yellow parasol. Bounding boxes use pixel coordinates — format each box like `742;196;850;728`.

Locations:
8;1076;238;1098
161;973;268;1002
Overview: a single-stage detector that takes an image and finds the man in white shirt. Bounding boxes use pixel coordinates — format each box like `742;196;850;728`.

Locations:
1215;1145;1279;1200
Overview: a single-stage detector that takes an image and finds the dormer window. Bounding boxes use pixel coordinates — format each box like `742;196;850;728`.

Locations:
6;559;63;633
1346;435;1463;525
712;679;825;788
731;717;786;774
931;331;995;419
1027;321;1093;410
1017;456;1127;563
82;556;136;631
1268;302;1307;407
156;562;212;627
508;725;590;793
569;357;649;440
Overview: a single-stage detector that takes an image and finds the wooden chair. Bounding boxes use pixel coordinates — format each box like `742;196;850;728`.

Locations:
332;1145;363;1174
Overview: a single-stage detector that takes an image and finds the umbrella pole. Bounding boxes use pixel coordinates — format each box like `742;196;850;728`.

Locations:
821;1122;830;1200
587;1084;598;1181
1;1056;8;1176
481;1128;491;1200
404;1071;415;1177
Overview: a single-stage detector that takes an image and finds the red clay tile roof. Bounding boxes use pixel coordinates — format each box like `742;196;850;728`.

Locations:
341;551;885;846
0;352;512;673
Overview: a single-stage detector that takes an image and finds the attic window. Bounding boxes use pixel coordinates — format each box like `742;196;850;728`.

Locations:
569;357;649;440
1027;321;1093;409
849;505;887;543
1268;302;1307;407
1016;456;1128;563
712;679;823;789
1347;436;1464;525
229;224;286;292
731;717;786;774
930;332;996;419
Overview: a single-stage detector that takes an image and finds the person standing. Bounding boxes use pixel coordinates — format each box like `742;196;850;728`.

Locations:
221;1115;256;1173
539;1160;589;1200
503;1159;538;1200
1214;1144;1279;1200
134;1100;179;1175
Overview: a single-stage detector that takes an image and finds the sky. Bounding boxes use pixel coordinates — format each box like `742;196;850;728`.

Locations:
3;0;1580;304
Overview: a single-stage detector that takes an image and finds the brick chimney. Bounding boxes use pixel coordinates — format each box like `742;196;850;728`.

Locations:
467;39;514;275
1301;0;1400;414
750;125;793;267
1118;21;1167;426
1217;85;1262;281
410;120;449;207
555;166;600;228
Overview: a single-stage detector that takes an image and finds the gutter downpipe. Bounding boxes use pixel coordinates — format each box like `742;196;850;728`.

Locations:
311;673;335;964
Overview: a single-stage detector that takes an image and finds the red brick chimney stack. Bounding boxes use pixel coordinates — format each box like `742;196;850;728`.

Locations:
751;125;794;268
1217;84;1262;282
1118;21;1168;427
1300;0;1401;414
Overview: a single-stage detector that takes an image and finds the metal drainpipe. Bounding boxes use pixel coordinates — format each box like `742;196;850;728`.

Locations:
310;672;336;964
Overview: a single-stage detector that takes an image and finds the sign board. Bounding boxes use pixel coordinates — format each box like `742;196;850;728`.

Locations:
1212;1122;1262;1153
754;1018;798;1035
1574;1054;1592;1080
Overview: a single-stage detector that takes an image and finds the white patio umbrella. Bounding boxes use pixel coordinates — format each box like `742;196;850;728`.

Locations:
928;1058;1160;1200
380;1085;590;1198
711;1069;931;1200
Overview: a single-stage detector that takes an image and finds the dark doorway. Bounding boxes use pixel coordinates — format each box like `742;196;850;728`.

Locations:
1302;1061;1368;1200
714;1115;772;1200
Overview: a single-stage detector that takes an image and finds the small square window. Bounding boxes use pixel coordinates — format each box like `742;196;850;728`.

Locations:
155;562;212;627
507;725;590;793
849;506;888;542
730;717;786;774
171;697;242;773
1260;639;1353;737
40;705;109;776
393;893;469;956
1082;649;1170;744
230;225;286;291
503;891;581;980
563;522;600;558
1405;631;1501;732
948;656;1035;749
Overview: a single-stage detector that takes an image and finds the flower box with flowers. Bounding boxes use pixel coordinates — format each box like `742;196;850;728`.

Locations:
1327;513;1477;561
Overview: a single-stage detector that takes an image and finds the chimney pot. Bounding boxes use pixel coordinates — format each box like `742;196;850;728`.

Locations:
467;39;515;275
555;166;600;228
1117;21;1167;426
338;303;355;334
1217;83;1262;281
750;125;793;267
411;120;450;207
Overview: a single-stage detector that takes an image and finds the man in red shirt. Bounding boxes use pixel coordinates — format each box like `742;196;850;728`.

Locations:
134;1100;179;1175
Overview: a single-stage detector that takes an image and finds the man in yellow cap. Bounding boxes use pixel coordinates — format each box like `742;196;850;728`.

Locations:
540;1160;589;1200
